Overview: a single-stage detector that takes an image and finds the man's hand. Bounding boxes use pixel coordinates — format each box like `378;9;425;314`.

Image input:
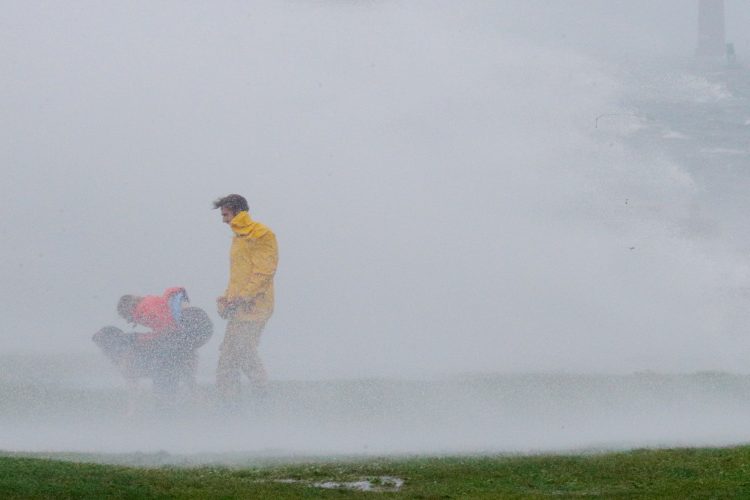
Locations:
217;296;231;319
217;296;254;319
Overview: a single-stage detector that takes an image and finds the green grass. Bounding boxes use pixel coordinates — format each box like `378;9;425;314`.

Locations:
3;446;750;498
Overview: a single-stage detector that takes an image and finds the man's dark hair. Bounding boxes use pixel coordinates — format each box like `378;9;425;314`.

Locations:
213;194;249;213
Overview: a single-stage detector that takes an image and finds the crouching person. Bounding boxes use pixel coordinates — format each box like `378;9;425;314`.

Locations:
92;287;213;414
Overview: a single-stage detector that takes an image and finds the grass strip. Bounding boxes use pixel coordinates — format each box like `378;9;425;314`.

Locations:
2;446;750;498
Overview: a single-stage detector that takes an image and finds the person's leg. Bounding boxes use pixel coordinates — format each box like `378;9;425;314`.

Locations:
216;320;244;405
183;350;198;396
151;346;180;408
237;320;268;391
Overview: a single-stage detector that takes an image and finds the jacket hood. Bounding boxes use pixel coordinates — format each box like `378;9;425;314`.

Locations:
230;211;270;238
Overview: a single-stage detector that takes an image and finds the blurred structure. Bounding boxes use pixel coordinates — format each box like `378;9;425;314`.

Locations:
696;0;726;58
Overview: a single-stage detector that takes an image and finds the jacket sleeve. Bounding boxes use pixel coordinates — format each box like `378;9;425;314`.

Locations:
165;288;188;321
238;232;278;300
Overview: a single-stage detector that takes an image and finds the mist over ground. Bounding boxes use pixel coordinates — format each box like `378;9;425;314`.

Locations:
2;1;750;456
3;0;750;377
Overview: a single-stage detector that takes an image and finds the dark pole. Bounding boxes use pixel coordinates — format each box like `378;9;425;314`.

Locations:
696;0;726;58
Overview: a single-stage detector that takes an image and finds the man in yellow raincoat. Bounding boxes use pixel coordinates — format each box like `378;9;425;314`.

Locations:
213;194;278;406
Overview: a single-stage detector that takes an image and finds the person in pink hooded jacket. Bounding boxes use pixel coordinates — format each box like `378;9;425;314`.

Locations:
117;287;189;342
93;287;212;412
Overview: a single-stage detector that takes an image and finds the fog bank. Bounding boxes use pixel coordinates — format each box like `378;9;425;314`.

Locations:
2;1;750;382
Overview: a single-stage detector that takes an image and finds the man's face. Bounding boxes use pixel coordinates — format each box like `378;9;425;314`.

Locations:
220;206;236;224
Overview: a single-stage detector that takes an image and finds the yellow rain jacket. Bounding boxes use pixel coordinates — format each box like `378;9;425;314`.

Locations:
224;211;278;322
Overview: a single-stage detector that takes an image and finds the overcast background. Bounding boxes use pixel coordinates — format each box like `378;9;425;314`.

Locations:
3;0;750;380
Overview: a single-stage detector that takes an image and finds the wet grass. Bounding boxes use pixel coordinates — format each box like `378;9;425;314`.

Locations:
3;446;750;498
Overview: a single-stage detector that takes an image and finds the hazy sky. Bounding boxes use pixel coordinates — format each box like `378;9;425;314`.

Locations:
3;1;750;379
